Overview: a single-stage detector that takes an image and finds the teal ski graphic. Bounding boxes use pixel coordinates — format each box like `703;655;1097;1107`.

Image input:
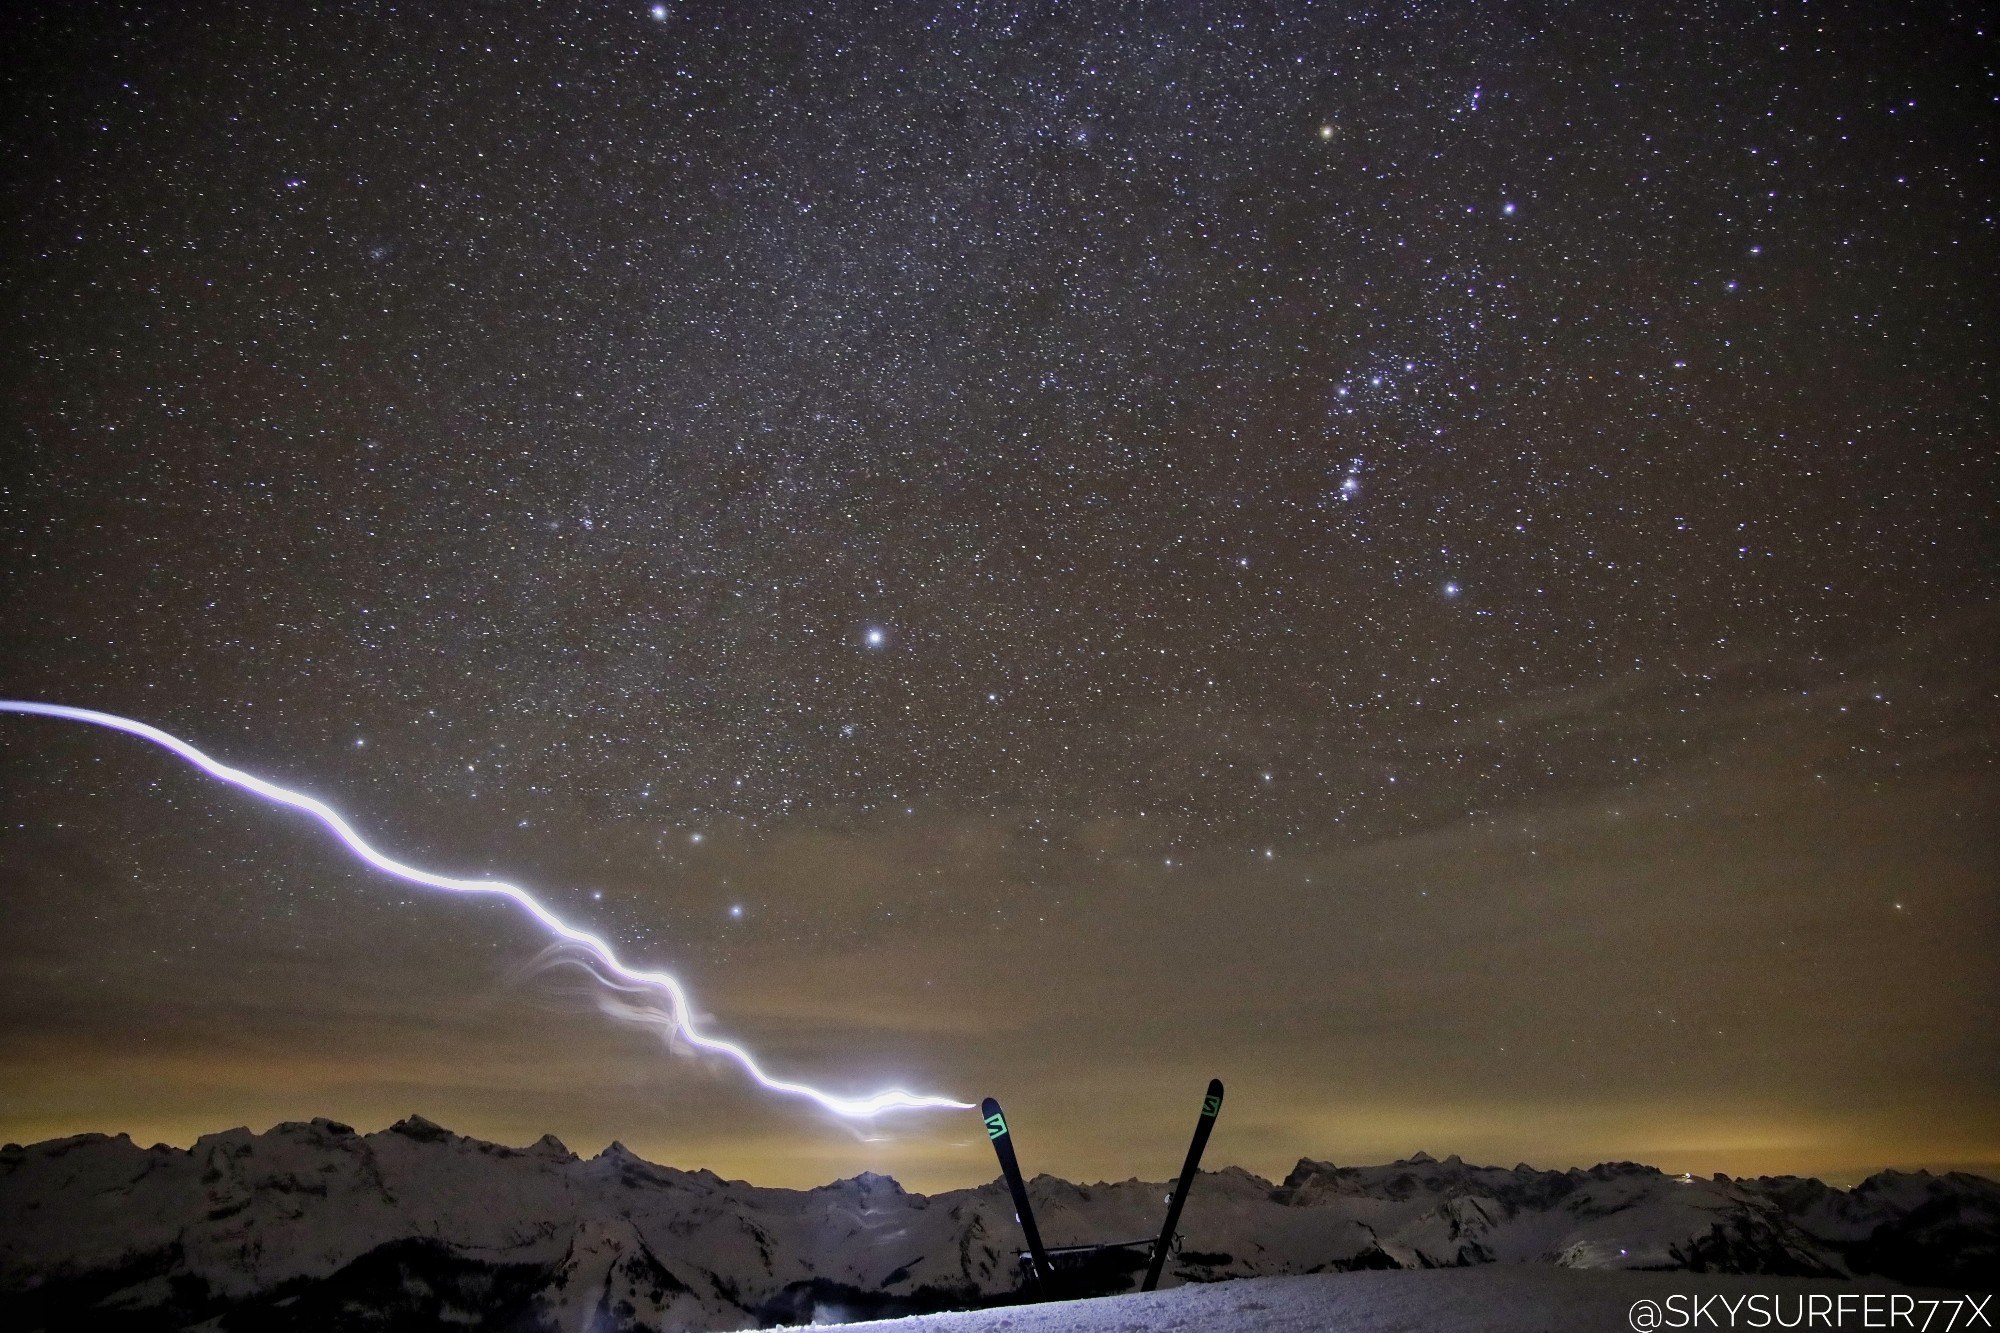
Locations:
979;1096;1052;1289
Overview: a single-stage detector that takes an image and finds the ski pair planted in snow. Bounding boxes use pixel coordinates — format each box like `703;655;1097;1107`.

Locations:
979;1078;1224;1295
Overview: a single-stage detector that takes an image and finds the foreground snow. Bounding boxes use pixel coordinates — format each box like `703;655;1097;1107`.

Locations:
830;1268;1992;1333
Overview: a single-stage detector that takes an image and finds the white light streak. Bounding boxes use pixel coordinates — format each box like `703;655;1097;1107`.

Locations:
0;700;970;1118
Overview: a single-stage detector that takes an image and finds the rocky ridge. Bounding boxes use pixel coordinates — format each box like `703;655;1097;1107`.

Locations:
2;1116;1993;1330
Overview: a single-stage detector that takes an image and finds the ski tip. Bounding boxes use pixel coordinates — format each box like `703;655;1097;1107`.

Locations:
979;1096;1002;1117
1207;1077;1224;1099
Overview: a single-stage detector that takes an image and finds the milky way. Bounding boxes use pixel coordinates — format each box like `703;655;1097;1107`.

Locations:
0;2;1993;1190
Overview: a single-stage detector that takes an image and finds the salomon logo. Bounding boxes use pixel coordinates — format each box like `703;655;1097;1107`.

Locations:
1202;1095;1221;1118
985;1112;1007;1140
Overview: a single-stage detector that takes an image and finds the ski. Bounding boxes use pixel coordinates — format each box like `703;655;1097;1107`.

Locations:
980;1097;1053;1290
1141;1077;1224;1291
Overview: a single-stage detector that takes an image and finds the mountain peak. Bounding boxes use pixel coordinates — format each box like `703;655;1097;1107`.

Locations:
387;1114;453;1143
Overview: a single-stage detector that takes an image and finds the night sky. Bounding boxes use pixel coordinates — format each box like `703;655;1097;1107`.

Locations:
1;1;1994;1194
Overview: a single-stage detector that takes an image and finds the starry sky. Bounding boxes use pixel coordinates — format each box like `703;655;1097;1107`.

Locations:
1;1;1994;1193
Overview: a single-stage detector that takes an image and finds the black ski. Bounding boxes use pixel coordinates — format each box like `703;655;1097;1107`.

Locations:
1141;1077;1224;1291
980;1097;1053;1289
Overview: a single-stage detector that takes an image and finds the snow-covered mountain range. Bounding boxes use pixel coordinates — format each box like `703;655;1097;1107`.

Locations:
3;1116;1992;1330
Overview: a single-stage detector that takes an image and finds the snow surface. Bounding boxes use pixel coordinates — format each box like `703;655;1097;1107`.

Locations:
827;1268;1990;1333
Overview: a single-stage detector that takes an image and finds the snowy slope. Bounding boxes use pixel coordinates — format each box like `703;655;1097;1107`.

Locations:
2;1117;1993;1330
833;1268;1993;1333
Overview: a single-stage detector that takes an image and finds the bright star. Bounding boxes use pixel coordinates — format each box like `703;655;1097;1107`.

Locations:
864;626;886;649
1443;582;1461;597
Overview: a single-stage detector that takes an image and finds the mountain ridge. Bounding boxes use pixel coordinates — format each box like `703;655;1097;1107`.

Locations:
4;1115;1995;1330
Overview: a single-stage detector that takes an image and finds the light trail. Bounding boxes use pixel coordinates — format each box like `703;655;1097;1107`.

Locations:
0;700;972;1117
